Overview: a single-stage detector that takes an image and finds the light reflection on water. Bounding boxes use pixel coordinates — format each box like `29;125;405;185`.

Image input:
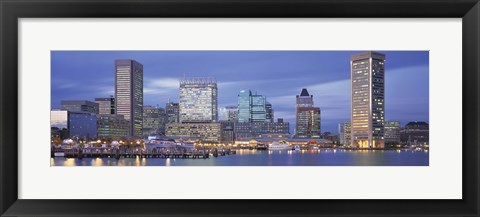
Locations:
51;149;429;166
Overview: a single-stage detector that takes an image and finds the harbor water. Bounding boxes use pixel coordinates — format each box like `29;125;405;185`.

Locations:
51;149;429;166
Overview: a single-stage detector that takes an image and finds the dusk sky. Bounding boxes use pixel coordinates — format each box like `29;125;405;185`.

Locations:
51;51;429;133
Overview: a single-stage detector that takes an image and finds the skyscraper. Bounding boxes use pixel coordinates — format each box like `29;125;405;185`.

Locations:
295;88;321;138
251;94;266;122
237;90;252;123
179;77;218;123
95;96;115;115
350;51;385;148
167;78;221;142
236;90;272;123
265;102;274;122
115;59;143;137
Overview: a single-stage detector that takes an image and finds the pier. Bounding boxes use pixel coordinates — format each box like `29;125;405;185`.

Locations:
51;147;236;159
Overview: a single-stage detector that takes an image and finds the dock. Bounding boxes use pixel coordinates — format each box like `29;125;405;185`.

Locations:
51;147;236;159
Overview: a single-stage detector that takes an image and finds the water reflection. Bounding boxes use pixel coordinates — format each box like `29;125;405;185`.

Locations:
51;149;429;166
64;158;76;166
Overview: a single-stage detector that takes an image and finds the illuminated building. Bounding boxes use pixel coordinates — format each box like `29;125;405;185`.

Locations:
166;101;180;123
95;96;115;115
142;105;167;136
97;114;129;140
338;121;351;146
400;121;429;146
115;59;143;137
350;51;385;148
234;119;290;140
50;110;97;140
61;100;99;114
219;106;238;122
295;88;321;138
179;77;217;123
166;123;222;142
168;77;221;141
237;90;273;123
384;121;401;145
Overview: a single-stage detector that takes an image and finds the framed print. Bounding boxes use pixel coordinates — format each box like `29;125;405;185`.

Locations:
1;0;479;216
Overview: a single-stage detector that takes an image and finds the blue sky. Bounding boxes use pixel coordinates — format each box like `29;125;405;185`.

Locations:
51;51;429;133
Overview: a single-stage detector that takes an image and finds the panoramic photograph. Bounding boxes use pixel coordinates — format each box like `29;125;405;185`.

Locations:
50;50;429;166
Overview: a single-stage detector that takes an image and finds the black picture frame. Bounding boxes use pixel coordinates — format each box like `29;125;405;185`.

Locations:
1;0;479;216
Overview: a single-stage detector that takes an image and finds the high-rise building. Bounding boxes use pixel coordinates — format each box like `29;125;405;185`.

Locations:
339;123;345;144
115;59;143;137
142;105;166;136
265;102;274;122
350;51;385;149
236;90;272;123
179;77;217;123
344;121;351;146
61;100;99;114
95;96;115;115
338;121;352;146
295;88;321;138
168;78;220;141
166;101;180;123
385;121;401;145
237;90;252;122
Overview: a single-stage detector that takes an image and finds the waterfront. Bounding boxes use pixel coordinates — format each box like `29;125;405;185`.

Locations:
51;149;429;166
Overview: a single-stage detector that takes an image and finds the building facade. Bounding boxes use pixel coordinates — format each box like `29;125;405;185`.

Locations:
142;106;166;136
237;90;273;123
166;123;222;142
95;96;115;115
350;51;386;149
385;121;401;145
61;100;99;114
338;121;352;146
400;121;429;146
97;114;129;140
166;101;180;123
51;110;97;140
234;119;290;140
237;90;252;122
179;77;218;123
115;59;143;137
295;88;321;138
219;106;238;122
220;121;235;143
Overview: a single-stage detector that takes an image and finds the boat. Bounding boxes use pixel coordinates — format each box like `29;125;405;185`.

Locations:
268;141;291;150
294;145;301;151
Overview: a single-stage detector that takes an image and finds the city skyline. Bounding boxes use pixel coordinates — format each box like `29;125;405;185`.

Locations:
51;51;429;133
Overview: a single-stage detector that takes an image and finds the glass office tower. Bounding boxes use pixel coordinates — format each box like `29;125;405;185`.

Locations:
350;51;385;149
237;90;252;123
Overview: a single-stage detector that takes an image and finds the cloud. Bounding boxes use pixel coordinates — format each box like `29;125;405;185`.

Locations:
149;78;180;89
143;78;180;96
